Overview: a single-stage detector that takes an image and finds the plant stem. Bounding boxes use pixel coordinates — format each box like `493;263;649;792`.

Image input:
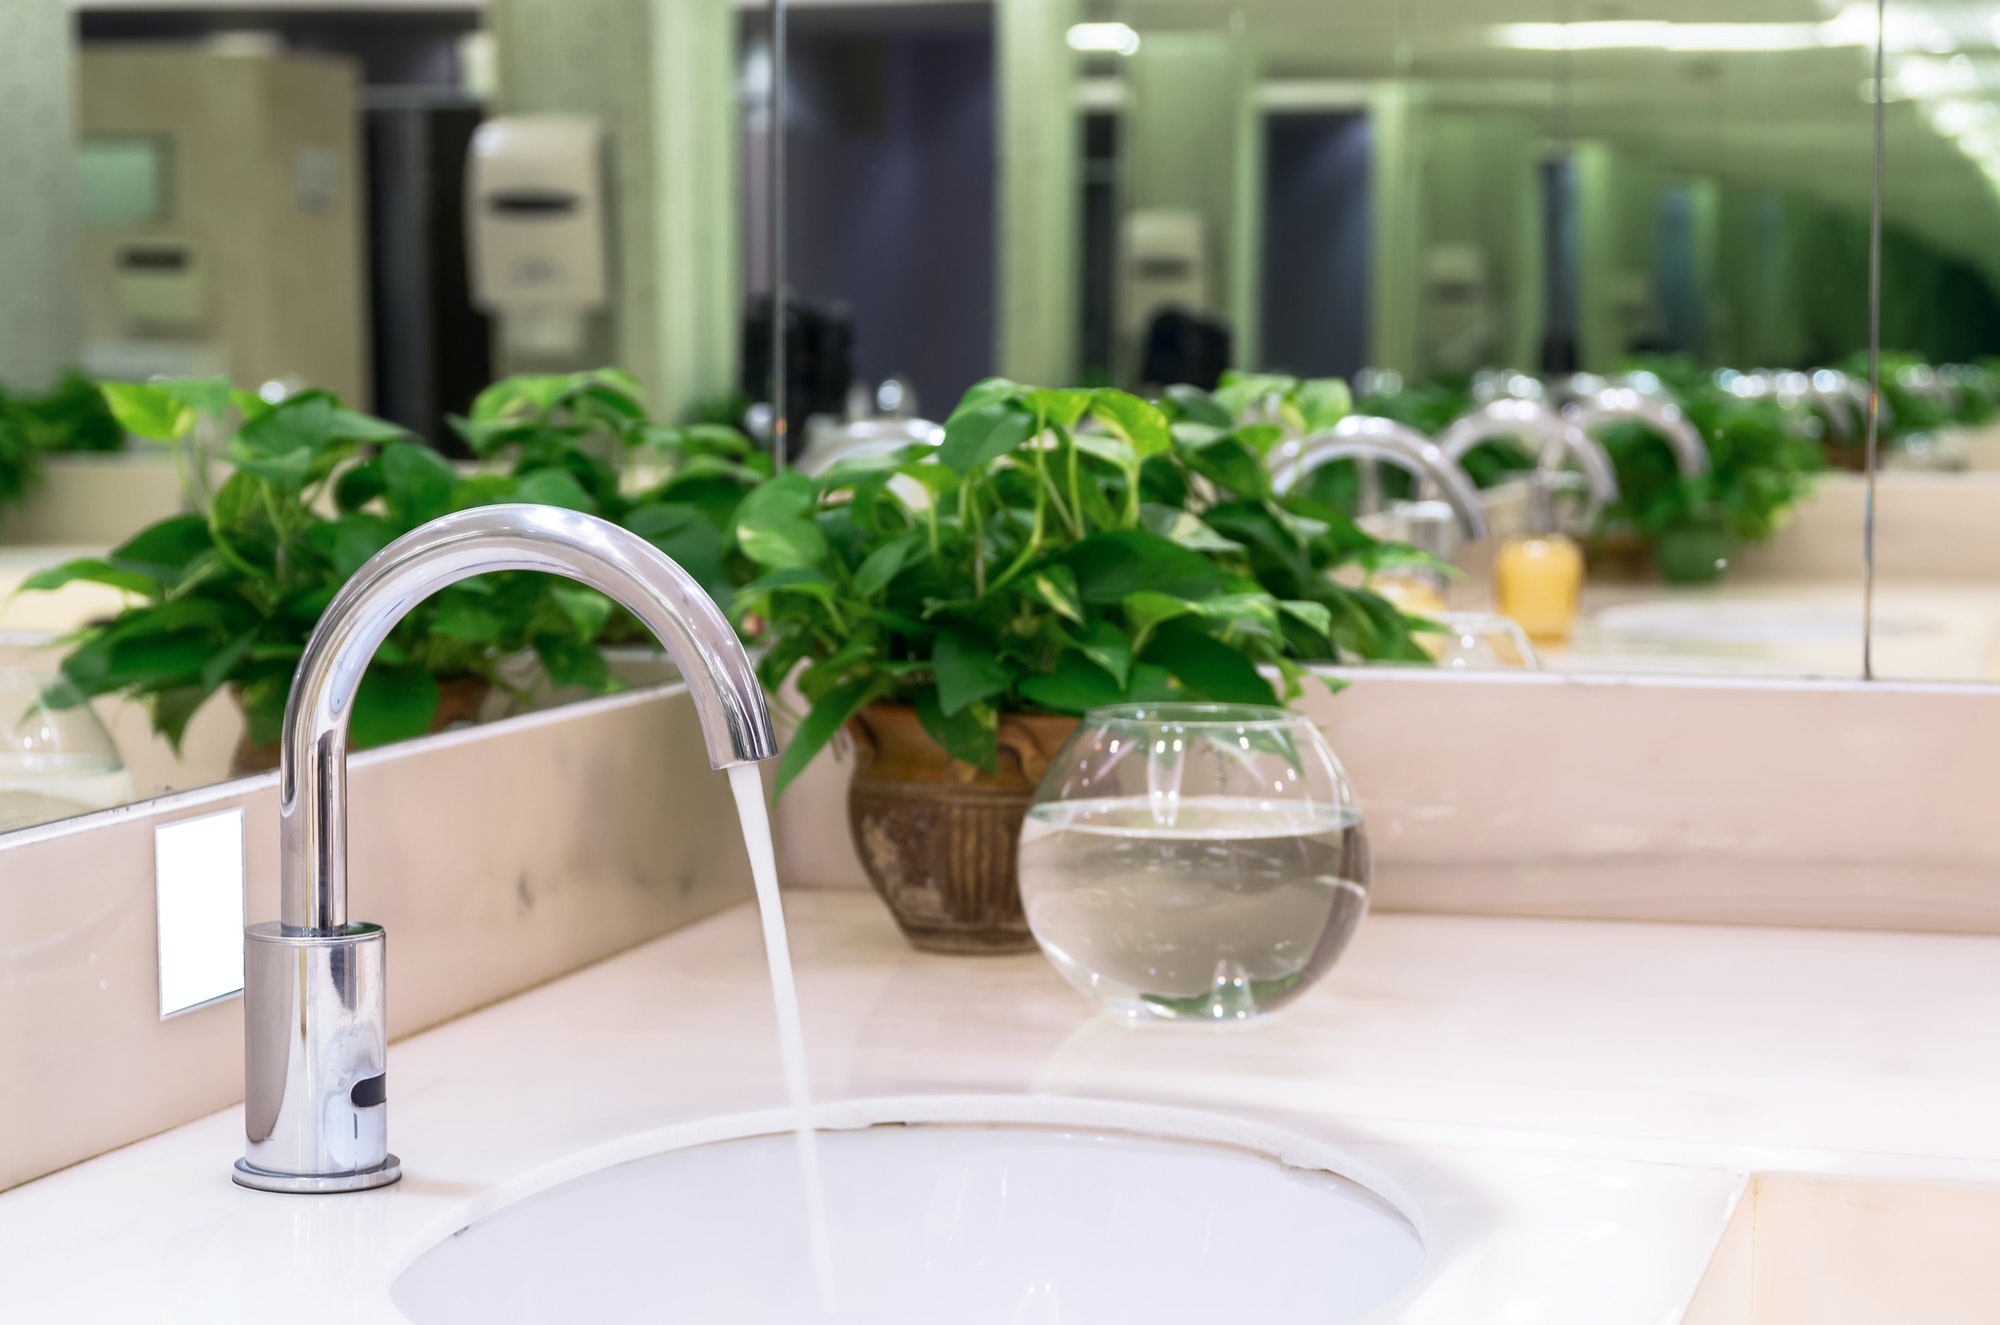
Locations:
1066;431;1083;532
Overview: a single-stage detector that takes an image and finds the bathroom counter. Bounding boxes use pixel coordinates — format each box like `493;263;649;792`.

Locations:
6;889;2000;1322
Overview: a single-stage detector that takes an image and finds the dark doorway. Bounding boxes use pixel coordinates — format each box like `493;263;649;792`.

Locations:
1261;112;1370;379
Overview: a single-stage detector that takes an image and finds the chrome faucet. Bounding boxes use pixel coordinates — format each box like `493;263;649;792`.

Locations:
233;504;777;1193
1436;398;1619;529
1563;383;1710;479
1268;415;1489;542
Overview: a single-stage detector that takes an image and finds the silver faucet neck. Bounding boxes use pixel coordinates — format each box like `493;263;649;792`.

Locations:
1563;387;1711;480
278;503;775;933
1437;399;1619;528
1269;415;1490;542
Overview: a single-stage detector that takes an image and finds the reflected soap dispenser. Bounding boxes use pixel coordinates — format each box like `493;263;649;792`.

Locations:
1494;471;1583;644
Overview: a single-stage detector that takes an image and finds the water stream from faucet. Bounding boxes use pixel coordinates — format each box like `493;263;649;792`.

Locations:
727;762;838;1313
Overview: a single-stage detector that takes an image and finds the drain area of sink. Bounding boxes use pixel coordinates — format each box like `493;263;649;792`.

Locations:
390;1097;1425;1325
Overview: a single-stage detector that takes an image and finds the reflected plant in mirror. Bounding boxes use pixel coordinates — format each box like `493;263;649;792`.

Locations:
0;373;124;525
25;371;765;774
1591;358;1824;585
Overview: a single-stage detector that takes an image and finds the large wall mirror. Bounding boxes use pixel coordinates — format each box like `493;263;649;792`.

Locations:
0;0;1934;843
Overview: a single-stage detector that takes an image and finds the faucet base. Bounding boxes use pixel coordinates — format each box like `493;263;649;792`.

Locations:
232;1154;402;1194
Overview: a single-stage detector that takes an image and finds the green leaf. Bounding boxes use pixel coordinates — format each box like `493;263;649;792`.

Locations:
512;467;596;512
624;502;730;600
1125;660;1179;702
99;382;198;442
235;393;337;457
1018;651;1125;715
1027;564;1084;623
428;599;506;643
1138;503;1242;552
336;459;386;512
350;664;440;750
914;689;999;771
1183;436;1272;500
947;377;1024;422
1142;619;1277;706
20;557;159;597
1026;388;1092;430
733;471;817;527
933;627;1014;716
199;628;258;694
149;685;211;752
111;514;212;578
533;634;613;693
1073;618;1132;688
1296;378;1353;432
314;515;398;578
852;532;921;597
157;376;232;418
939;402;1033;474
1279;599;1334;638
1164;384;1232;428
737;567;842;612
1090;390;1172;458
1067;530;1231;604
549;583;614;641
325;407;407;443
773;678;882;797
1122;590;1194;653
1071;430;1137;476
738;518;827;571
380;441;458;526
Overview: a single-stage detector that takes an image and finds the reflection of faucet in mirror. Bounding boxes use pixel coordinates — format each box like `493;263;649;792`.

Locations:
1435;399;1619;531
1268;415;1490;542
1562;383;1710;479
234;504;777;1194
798;416;944;476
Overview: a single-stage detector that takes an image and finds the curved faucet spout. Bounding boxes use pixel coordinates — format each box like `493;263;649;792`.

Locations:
1437;399;1619;527
242;503;776;1193
1564;386;1710;479
1269;415;1489;542
280;504;776;933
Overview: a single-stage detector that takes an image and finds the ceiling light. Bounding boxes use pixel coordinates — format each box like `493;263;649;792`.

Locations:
1067;23;1140;57
1494;6;1960;54
1493;21;1837;52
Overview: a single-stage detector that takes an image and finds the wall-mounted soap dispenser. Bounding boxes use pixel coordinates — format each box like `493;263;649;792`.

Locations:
466;114;607;359
1493;471;1583;644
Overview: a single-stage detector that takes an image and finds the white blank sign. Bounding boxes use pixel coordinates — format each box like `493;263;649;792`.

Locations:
155;809;245;1018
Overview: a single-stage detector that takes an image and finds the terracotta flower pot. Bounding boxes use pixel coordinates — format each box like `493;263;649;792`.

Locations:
229;677;494;777
845;703;1078;955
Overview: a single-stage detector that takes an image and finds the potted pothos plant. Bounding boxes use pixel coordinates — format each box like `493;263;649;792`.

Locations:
27;370;763;771
740;377;1431;953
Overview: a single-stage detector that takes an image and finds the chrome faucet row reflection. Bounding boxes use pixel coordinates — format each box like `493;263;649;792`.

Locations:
234;505;777;1193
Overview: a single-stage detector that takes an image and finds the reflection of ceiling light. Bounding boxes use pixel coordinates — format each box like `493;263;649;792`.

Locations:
1495;5;1958;54
1492;21;1831;51
1894;54;1983;99
1066;23;1140;57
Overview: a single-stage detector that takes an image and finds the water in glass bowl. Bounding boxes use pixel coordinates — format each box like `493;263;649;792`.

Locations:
1019;794;1369;1022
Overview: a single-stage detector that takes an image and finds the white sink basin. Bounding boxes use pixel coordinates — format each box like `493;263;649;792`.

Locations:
391;1100;1424;1324
1588;600;1930;647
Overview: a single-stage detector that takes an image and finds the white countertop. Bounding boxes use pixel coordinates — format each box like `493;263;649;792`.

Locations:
6;889;2000;1323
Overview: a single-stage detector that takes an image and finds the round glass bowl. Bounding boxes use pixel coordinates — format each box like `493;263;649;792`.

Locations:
1415;611;1543;670
0;666;131;832
1019;703;1370;1023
